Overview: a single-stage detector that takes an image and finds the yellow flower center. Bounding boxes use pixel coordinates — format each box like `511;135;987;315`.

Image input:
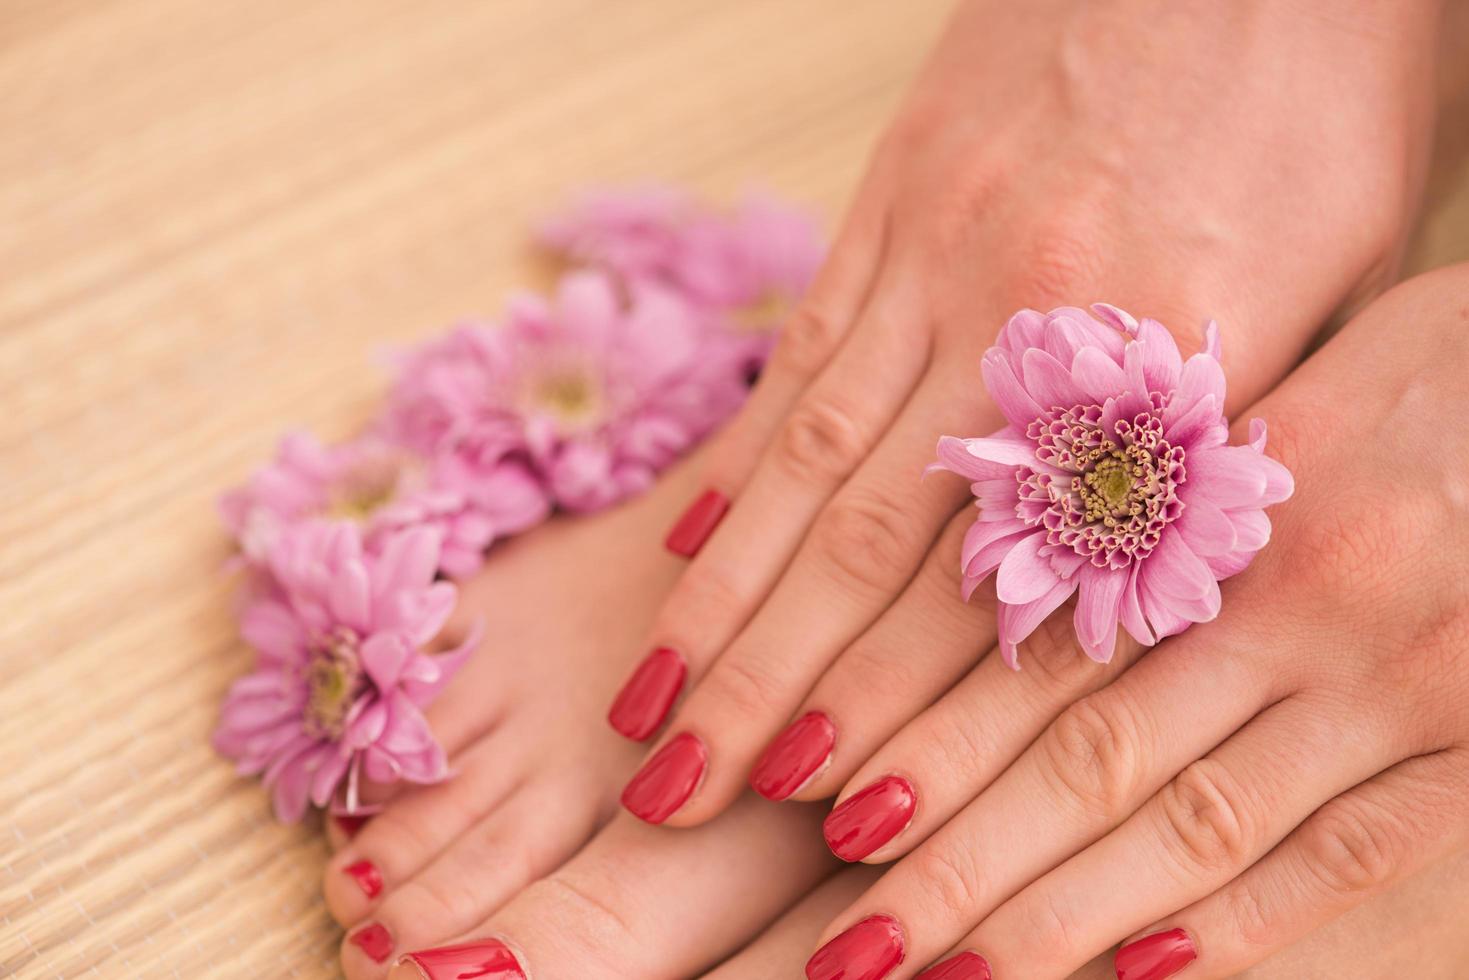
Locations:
325;455;409;522
532;368;604;428
304;630;362;740
731;289;790;332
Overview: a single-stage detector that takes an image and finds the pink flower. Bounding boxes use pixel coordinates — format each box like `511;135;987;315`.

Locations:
932;305;1293;667
212;523;477;822
219;431;548;579
539;184;696;283
383;270;750;513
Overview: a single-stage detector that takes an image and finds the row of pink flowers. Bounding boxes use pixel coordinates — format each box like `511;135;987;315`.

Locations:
214;188;824;821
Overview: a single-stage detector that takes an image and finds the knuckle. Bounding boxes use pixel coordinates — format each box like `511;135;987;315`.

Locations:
1016;611;1099;696
529;868;640;956
1001;215;1107;310
1157;760;1256;874
774;396;868;484
910;842;985;919
922;702;995;789
1302;805;1402;896
1043;693;1142;821
1222;878;1276;951
707;651;787;718
657;562;744;636
809;491;921;594
771;305;846;378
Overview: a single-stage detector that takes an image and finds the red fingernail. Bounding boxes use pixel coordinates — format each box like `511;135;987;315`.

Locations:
805;914;905;980
334;814;369;838
608;647;687;741
916;951;993;980
664;489;729;557
348;921;394;963
620;732;708;824
1115;928;1196;980
750;711;836;801
399;938;526;979
343;859;383;899
823;775;916;861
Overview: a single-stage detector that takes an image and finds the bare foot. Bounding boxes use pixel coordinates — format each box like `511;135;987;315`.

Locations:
323;444;710;975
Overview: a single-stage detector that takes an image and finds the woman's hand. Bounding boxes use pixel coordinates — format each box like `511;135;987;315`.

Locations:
804;263;1469;980
607;0;1440;827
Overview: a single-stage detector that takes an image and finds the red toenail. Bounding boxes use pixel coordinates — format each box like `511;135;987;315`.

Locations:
620;732;708;824
349;921;394;963
400;938;527;979
344;859;383;899
750;711;837;801
664;489;729;557
608;647;687;741
335;814;369;838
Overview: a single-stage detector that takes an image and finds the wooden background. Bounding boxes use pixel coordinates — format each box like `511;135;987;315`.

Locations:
0;2;1464;977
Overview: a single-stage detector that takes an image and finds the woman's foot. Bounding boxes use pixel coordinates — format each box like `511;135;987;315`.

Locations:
322;444;711;976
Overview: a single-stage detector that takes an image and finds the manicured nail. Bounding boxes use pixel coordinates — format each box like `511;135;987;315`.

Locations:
344;859;383;899
1115;928;1196;980
805;914;905;980
397;938;526;979
750;711;837;801
823;775;916;861
621;732;708;824
608;647;687;741
916;951;993;980
349;922;394;963
664;489;729;557
335;814;369;838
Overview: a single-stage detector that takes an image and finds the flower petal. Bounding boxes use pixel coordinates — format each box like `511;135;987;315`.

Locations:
1021;348;1086;414
1176;493;1237;557
997;576;1078;668
1145;531;1214;601
1070;346;1128;404
1074;564;1126;663
361;633;411;691
996;531;1062;605
981;351;1047;429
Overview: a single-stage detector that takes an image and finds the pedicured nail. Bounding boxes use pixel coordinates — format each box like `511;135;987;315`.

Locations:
823;775;916;861
344;859;383;899
1115;928;1196;980
397;938;526;980
664;489;729;557
349;922;394;963
916;951;993;980
750;711;836;801
621;732;708;824
805;914;905;980
334;814;369;838
608;647;687;741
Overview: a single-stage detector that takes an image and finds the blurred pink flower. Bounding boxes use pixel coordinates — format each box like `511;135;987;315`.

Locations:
383;270;750;512
212;523;477;822
219;431;547;579
933;305;1293;667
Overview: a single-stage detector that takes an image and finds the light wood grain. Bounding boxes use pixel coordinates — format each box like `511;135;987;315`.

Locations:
0;2;1464;978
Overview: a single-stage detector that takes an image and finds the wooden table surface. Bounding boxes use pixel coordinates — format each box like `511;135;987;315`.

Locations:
1;2;1464;977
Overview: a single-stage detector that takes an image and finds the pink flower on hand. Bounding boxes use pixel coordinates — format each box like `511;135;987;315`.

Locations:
383;270;750;513
933;305;1293;667
219;431;547;580
212;523;477;822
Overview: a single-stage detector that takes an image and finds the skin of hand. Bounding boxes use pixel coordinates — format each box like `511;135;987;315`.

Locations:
806;262;1469;979
607;0;1443;832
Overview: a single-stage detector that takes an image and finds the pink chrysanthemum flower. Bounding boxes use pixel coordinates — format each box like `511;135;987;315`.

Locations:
539;186;824;366
383;269;750;513
218;431;548;579
212;523;477;822
933;305;1293;667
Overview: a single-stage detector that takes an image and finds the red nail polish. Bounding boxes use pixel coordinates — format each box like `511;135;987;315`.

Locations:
750;711;836;801
343;859;383;899
399;938;526;979
916;951;993;980
805;914;905;980
348;921;394;963
664;489;729;557
608;647;687;741
620;732;708;824
823;775;916;861
334;814;369;838
1115;928;1196;980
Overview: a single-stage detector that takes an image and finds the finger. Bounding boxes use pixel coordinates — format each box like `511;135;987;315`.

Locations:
700;866;882;980
1112;746;1469;980
630;358;1003;826
340;775;603;977
811;624;1274;975
960;699;1406;980
745;508;998;804
812;609;1145;859
324;732;527;927
386;795;837;980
